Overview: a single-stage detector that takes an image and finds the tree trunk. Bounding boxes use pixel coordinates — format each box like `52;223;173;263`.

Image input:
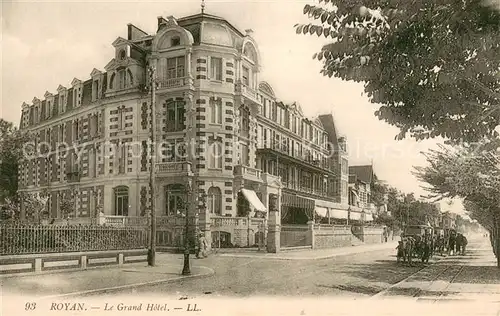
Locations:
496;224;500;268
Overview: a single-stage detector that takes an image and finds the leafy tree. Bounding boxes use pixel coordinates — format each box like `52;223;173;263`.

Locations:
296;0;500;144
0;119;30;205
414;144;500;266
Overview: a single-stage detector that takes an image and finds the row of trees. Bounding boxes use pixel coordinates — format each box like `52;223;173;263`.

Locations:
370;175;441;230
297;0;499;265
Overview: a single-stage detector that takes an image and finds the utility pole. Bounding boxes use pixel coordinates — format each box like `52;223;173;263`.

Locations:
148;66;157;267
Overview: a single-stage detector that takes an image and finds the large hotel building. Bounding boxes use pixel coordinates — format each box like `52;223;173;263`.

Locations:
18;12;373;235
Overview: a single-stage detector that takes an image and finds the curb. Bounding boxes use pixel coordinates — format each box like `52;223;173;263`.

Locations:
37;266;215;299
218;244;398;261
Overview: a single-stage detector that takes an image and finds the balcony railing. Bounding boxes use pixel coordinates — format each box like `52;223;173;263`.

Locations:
235;81;259;103
155;161;191;174
157;77;187;89
258;142;333;172
234;165;262;180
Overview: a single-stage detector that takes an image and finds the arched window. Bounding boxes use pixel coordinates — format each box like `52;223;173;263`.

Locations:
127;69;134;86
207;187;222;215
109;73;115;90
165;184;186;216
113;186;129;216
209;98;222;124
208;139;223;169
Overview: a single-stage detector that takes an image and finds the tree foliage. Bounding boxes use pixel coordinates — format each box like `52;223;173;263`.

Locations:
0;119;30;204
414;144;500;263
296;0;500;143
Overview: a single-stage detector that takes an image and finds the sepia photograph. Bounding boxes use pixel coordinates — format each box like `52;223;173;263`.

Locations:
1;0;499;315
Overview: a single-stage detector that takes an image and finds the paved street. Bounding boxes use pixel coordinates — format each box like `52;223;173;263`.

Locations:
79;243;429;298
2;236;497;302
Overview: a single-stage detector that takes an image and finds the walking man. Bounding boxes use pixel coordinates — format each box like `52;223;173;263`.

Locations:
196;232;208;259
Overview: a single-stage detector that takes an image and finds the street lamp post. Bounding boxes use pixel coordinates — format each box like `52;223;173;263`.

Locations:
182;176;194;275
147;66;157;267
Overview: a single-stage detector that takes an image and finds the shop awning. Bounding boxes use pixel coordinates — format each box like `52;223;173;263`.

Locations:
241;189;266;212
330;209;349;219
350;211;362;220
365;213;374;222
315;207;328;218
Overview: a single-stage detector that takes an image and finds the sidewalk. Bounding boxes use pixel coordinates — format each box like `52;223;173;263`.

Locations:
216;241;399;260
1;253;214;299
374;238;500;302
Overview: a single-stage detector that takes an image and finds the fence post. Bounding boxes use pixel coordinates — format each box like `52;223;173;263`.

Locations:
307;221;315;249
266;200;280;253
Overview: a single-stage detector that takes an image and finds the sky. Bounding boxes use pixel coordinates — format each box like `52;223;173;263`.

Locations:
1;0;465;214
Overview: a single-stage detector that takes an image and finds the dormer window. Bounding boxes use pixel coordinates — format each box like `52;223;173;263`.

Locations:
171;36;180;47
119;50;126;60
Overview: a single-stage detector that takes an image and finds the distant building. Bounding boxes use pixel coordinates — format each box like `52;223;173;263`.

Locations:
348;165;377;223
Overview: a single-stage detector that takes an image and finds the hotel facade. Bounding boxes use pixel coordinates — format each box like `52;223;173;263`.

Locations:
18;12;371;245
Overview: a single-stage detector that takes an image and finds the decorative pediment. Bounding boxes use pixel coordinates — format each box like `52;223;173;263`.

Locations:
32;97;41;104
44;91;53;98
112;37;129;48
258;81;275;97
90;68;102;77
57;85;67;92
22;102;29;110
104;57;142;72
71;78;82;86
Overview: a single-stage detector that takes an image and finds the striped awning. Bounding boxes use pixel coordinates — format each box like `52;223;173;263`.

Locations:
241;189;267;212
330;209;349;219
350;211;362;220
315;207;328;218
282;193;315;209
365;213;374;222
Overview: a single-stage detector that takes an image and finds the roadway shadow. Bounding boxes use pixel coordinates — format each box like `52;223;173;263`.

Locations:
383;287;459;297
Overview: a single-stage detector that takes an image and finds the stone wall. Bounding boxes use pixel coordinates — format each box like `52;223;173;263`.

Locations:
312;225;353;249
362;227;385;244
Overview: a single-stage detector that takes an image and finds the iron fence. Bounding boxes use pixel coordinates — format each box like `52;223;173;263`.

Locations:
0;224;147;255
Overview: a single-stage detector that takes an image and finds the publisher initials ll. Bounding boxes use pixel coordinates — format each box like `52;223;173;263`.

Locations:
187;304;201;312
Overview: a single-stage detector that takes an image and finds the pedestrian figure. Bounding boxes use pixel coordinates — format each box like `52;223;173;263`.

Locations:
196;232;208;259
448;232;456;256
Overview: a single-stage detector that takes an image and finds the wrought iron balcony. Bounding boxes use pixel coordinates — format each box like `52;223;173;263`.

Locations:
235;81;260;104
155;161;192;176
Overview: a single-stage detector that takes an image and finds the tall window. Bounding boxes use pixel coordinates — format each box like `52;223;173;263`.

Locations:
242;67;250;86
167;57;185;79
89;148;96;178
210;57;222;81
209;98;222;124
59;94;65;113
165;138;186;162
207;187;222;215
165;184;186;216
166;100;185;132
240;106;250;139
241;144;249;166
118;70;127;89
118;143;127;174
114;186;129;216
208;140;223;169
